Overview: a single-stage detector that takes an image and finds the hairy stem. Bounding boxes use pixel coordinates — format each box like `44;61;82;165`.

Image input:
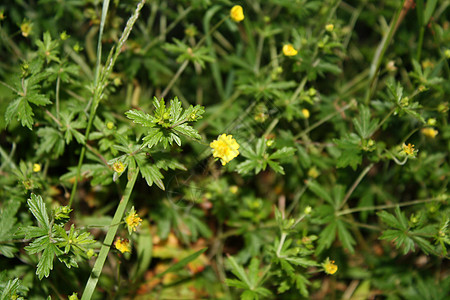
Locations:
81;168;139;300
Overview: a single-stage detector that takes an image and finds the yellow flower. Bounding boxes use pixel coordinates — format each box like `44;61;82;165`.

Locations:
229;185;239;194
325;24;334;32
106;121;114;130
20;21;32;37
421;127;438;138
307;167;319;179
113;161;125;173
400;143;417;157
114;238;131;253
323;258;338;275
302;108;310;119
210;134;240;165
125;207;142;234
282;44;298;56
230;5;244;22
33;163;41;172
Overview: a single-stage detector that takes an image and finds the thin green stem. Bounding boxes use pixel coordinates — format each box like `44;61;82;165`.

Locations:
365;0;406;104
81;168;139;300
339;163;374;210
160;60;189;99
276;232;287;257
55;74;61;120
337;197;443;216
68;0;145;207
294;100;356;140
68;0;110;207
0;80;19;93
372;107;395;135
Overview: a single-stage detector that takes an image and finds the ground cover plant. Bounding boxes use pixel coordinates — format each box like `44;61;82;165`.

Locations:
0;0;449;299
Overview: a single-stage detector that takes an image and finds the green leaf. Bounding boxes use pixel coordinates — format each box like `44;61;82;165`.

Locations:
139;164;165;190
27;194;50;231
16;226;48;239
37;127;65;157
227;255;251;288
0;278;21;300
353;105;378;139
307;181;333;205
424;0;438;24
267;160;284;174
125;109;155;127
155;248;207;278
269;147;296;160
334;136;362;170
5;98;34;129
173;123;201;140
316;221;337;254
36;243;58;280
377;210;403;230
337;220;356;253
0;200;20;257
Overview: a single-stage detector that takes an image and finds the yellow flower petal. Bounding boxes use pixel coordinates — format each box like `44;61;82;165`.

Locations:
114;238;131;253
282;44;298;56
210;134;240;165
230;5;244;22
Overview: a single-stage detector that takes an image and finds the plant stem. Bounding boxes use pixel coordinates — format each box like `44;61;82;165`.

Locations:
68;0;145;207
339;163;373;209
55;74;61;120
293;99;356;140
81;168;139;300
276;232;287;257
68;0;111;207
337;196;443;216
160;60;189;99
365;0;406;104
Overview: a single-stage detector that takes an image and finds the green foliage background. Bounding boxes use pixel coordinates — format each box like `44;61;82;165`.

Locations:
0;0;449;299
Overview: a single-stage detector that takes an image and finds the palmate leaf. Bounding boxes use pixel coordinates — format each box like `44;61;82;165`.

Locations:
126;97;204;149
5;68;52;129
334;134;362;170
353;105;378;139
5;98;34;129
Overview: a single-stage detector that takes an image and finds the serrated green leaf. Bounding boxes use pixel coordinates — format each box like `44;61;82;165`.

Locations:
227;255;251;288
1;278;21;300
377;210;403;229
27;194;50;231
173;123;201;140
316;221;337;254
142;128;164;149
353;105;378;139
269;147;296;160
16;226;48;239
36;243;58;280
337;220;355;253
285;257;318;268
27;94;52;106
6;98;34;129
267;160;284;174
225;278;248;289
307;181;333;205
125;109;156;127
